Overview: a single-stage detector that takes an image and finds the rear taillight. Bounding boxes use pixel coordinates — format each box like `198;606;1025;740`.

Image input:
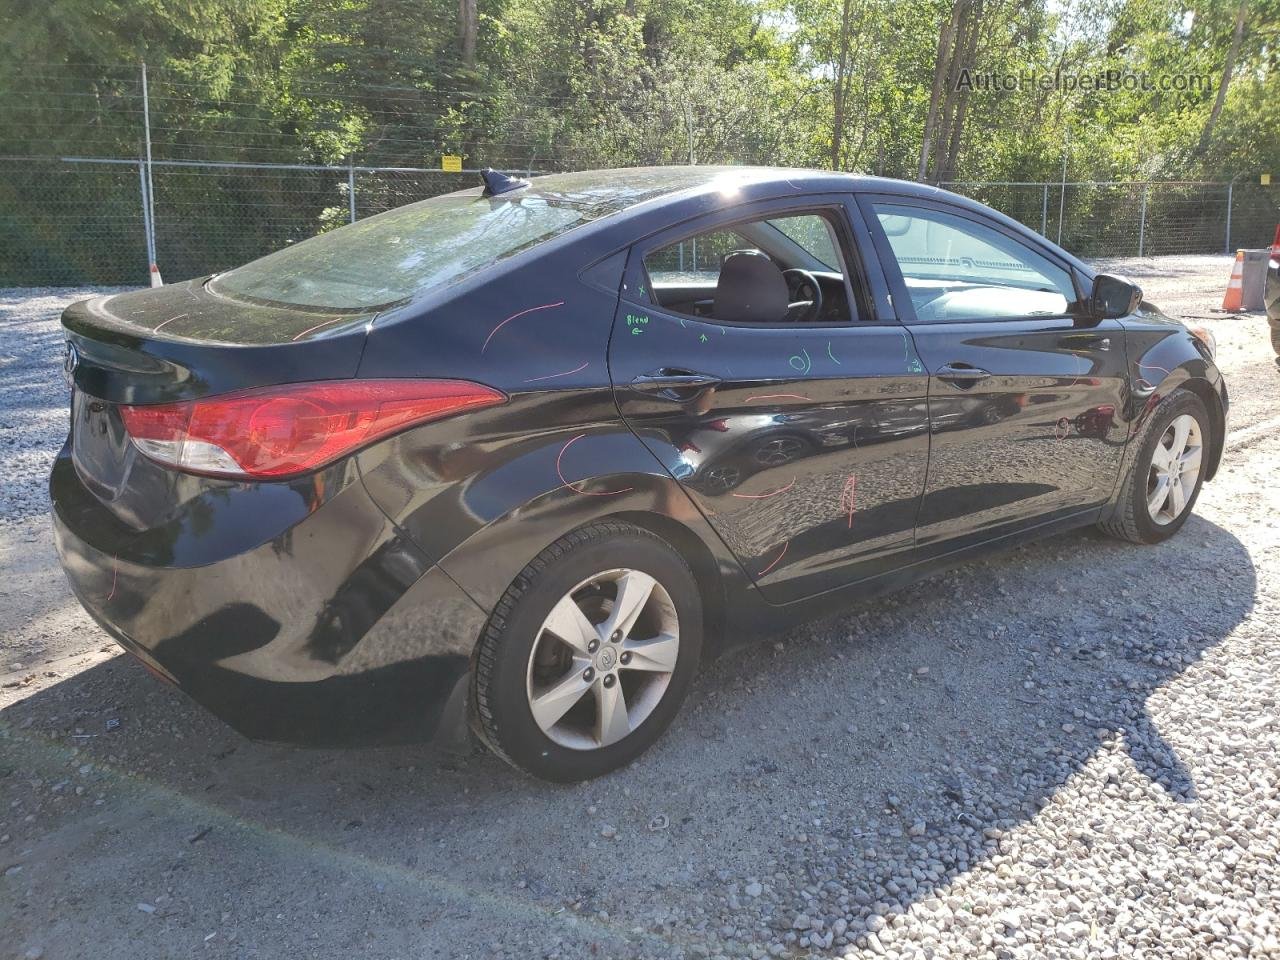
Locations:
119;379;506;480
1271;224;1280;261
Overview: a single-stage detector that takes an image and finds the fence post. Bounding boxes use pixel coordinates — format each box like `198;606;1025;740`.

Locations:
140;63;159;280
1138;184;1148;257
1224;181;1233;255
1041;184;1049;236
684;101;695;165
1056;127;1069;246
137;159;155;275
348;159;357;224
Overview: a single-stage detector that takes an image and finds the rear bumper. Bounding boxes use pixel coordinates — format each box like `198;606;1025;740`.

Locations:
50;443;488;747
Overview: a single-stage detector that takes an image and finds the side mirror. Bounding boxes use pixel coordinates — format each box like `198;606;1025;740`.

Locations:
1091;273;1142;318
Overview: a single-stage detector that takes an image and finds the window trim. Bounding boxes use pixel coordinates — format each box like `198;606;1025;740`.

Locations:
856;193;1087;326
621;196;880;330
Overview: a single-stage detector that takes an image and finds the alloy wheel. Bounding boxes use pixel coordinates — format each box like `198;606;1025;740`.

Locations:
525;568;680;751
1146;413;1203;526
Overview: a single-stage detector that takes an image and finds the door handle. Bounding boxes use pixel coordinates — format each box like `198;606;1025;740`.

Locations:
1062;334;1111;351
935;363;991;385
630;368;722;400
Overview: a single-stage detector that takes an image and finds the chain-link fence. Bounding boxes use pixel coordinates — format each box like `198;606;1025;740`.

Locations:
3;155;1278;287
0;156;508;285
939;180;1279;258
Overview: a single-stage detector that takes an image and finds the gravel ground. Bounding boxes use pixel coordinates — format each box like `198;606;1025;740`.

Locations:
1;258;1278;960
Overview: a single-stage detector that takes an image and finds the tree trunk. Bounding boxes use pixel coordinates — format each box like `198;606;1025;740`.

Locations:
830;0;854;170
459;0;477;68
938;0;982;182
1196;0;1247;156
918;0;962;181
931;0;969;181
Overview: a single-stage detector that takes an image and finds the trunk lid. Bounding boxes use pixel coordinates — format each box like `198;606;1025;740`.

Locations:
62;278;374;404
62;278;374;509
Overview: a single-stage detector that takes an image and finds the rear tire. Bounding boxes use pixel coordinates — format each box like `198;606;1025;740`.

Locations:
471;521;702;782
1099;389;1210;544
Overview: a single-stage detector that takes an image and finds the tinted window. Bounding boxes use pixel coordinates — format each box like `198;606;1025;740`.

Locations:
770;215;839;270
211;194;594;310
873;203;1077;321
642;211;857;324
644;229;752;284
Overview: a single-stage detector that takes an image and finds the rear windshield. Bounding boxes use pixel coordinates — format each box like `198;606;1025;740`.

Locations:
210;192;593;310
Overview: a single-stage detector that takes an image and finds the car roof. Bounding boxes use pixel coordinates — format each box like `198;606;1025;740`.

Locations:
441;166;1093;280
518;166;1002;216
521;167;1091;271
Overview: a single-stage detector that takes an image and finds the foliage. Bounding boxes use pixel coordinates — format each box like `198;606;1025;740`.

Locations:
2;0;1276;178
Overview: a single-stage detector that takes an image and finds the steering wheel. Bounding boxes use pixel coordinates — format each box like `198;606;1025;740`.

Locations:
781;268;823;323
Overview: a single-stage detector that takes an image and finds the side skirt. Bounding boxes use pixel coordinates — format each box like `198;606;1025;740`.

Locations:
720;506;1102;646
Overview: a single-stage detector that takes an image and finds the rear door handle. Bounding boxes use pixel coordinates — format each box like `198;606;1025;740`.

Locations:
1062;334;1111;351
630;368;722;400
935;363;991;385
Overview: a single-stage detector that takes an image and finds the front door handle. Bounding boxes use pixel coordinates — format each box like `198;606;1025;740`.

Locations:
935;363;991;385
630;368;722;401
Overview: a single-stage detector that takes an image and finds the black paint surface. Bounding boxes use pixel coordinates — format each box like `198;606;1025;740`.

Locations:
50;168;1229;746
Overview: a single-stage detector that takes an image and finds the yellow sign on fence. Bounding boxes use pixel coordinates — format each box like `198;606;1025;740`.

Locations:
441;155;463;173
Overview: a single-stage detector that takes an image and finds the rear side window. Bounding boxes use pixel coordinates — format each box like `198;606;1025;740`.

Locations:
872;202;1077;321
641;210;860;324
210;194;594;311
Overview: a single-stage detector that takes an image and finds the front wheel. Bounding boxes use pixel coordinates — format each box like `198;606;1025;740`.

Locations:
1099;389;1210;544
472;521;702;781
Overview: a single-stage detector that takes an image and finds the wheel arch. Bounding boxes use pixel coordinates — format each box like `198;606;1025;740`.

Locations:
431;468;751;665
603;509;730;661
1178;375;1226;482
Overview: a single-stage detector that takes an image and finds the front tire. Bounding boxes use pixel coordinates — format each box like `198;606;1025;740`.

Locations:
1099;389;1210;544
472;521;702;782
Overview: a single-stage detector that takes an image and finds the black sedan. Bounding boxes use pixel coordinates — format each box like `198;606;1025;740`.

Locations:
52;167;1228;781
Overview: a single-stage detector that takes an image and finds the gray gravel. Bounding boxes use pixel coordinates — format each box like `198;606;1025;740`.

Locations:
2;258;1279;960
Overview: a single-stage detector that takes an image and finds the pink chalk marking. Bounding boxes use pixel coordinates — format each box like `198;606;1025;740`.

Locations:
1054;417;1071;441
1063;357;1091;388
758;540;789;576
482;300;565;354
524;361;589;383
555;433;633;497
839;474;858;528
106;556;118;602
730;476;796;500
744;393;812;404
1135;362;1172;391
153;313;188;333
291;317;348;342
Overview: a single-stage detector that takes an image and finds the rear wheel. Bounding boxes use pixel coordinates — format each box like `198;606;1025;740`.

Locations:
1099;390;1210;544
472;521;702;781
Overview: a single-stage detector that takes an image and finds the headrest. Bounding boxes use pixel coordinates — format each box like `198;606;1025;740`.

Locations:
714;251;788;324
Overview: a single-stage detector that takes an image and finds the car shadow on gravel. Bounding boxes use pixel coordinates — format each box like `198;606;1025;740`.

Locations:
1;512;1256;957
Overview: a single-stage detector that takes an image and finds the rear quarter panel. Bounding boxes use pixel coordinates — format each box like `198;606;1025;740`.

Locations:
354;240;755;656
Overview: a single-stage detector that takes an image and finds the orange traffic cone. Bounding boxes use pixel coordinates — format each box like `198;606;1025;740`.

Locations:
1221;249;1244;311
149;263;164;288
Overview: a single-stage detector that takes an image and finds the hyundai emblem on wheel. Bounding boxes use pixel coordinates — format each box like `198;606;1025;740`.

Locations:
62;341;78;382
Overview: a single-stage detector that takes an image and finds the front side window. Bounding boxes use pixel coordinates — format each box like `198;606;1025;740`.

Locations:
211;194;595;311
872;202;1077;321
641;211;858;324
